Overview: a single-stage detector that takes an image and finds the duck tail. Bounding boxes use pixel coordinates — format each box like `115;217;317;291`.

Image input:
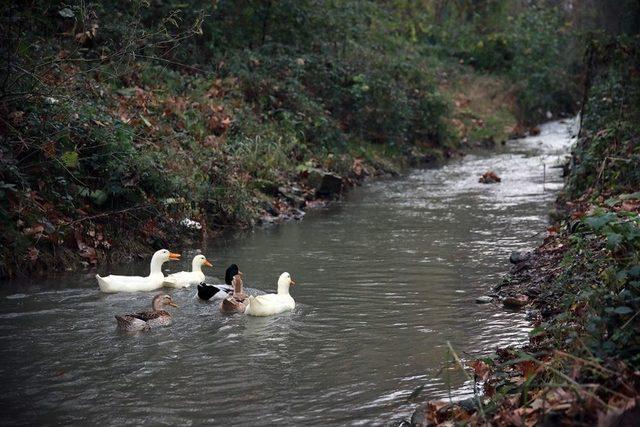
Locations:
197;283;213;300
115;315;130;329
163;276;178;287
245;295;261;315
220;298;236;314
96;274;110;292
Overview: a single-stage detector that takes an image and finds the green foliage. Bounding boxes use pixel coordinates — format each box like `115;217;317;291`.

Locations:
533;210;640;369
578;214;640;366
423;3;581;123
566;36;640;198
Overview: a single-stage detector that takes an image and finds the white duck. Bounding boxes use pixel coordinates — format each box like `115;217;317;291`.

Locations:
245;272;296;317
96;249;181;293
163;254;213;288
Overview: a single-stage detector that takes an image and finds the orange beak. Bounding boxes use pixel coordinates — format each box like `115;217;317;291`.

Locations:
203;260;213;268
168;301;178;308
290;279;296;285
168;252;181;261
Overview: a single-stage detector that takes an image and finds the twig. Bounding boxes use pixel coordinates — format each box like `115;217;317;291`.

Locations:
446;341;486;420
135;54;205;73
620;310;640;330
553;350;616;375
58;204;150;228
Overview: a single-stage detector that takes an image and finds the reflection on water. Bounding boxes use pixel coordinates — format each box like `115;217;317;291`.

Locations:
0;120;575;425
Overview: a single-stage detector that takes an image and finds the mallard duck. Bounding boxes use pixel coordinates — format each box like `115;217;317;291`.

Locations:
163;254;213;288
220;274;247;314
115;294;178;332
96;249;181;293
197;264;241;300
244;272;296;317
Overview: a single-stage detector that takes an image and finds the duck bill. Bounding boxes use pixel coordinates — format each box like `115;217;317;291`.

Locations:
203;260;213;268
168;302;178;308
169;252;181;261
290;279;296;285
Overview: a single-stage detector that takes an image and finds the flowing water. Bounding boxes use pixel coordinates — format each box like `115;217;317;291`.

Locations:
0;119;576;426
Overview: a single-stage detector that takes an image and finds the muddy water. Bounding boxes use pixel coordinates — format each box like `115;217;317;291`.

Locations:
0;119;575;425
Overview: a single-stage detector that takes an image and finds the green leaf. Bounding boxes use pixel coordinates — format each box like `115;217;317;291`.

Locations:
604;197;619;207
59;8;75;18
613;306;634;315
620;192;640;200
60;151;79;168
89;189;107;206
606;232;623;249
528;326;545;337
584;213;617;231
79;187;108;206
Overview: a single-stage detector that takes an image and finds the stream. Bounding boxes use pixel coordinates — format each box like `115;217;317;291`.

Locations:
0;119;576;426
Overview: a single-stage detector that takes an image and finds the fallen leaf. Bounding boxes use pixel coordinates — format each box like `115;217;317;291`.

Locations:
25;247;39;262
469;359;491;381
516;360;538;378
23;224;44;236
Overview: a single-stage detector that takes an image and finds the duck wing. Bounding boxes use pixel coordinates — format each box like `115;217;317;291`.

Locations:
220;297;246;314
97;274;162;293
164;271;204;288
115;315;150;332
197;283;232;300
131;310;164;322
131;310;172;327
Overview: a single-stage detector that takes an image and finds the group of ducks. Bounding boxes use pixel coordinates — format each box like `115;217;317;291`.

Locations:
96;249;297;332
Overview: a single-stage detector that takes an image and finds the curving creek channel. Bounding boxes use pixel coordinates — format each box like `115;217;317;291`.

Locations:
0;119;576;426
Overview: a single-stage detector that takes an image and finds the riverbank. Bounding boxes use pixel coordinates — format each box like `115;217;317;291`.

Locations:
406;36;640;426
3;2;590;279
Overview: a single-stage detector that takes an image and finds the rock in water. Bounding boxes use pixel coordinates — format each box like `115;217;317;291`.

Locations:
475;295;493;304
509;251;531;264
479;171;501;184
306;168;343;196
503;295;529;308
410;404;428;427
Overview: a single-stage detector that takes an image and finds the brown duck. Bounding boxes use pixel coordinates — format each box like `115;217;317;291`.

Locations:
115;294;178;332
220;274;247;314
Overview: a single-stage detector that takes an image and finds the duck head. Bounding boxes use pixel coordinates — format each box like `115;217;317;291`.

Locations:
225;264;241;286
277;272;296;295
152;294;178;311
192;254;213;272
150;249;181;274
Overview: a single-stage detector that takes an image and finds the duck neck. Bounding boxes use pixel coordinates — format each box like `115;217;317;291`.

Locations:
151;295;163;310
149;253;165;276
277;282;290;295
192;259;202;273
233;276;243;294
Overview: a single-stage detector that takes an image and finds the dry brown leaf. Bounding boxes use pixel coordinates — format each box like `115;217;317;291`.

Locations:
23;224;44;236
25;247;39;262
469;359;491;381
